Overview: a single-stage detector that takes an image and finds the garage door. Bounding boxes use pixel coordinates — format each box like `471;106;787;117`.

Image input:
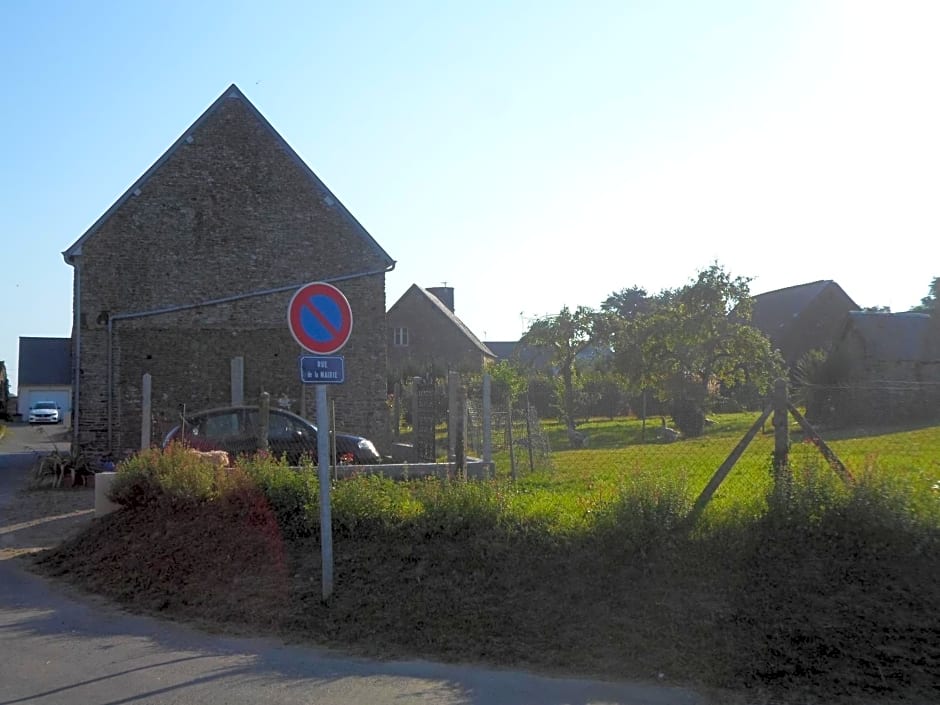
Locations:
26;389;71;415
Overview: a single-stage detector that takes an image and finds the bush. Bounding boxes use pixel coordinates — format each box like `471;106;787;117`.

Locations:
591;469;691;554
240;454;318;539
723;463;940;700
109;444;230;508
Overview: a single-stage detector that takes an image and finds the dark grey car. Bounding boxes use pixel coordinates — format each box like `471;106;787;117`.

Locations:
162;405;382;465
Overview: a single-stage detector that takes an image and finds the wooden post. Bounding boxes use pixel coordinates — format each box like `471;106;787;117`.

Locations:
688;406;772;523
772;378;790;487
259;391;270;452
787;403;854;485
507;399;517;482
140;373;152;450
524;388;535;473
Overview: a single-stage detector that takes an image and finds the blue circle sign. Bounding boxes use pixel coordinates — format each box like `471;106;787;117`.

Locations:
287;282;353;355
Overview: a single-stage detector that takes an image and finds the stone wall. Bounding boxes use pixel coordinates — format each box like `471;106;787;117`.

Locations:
71;91;391;459
387;291;487;381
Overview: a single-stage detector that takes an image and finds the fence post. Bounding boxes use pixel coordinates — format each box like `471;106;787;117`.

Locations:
525;386;535;474
259;391;270;452
772;377;790;490
456;385;466;479
448;371;459;462
507;399;517;482
482;373;492;474
393;381;402;441
140;373;152;450
231;356;244;406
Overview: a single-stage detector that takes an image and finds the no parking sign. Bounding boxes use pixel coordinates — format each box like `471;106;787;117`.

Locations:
287;282;353;355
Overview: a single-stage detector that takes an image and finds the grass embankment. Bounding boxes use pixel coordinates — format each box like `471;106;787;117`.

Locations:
33;422;940;705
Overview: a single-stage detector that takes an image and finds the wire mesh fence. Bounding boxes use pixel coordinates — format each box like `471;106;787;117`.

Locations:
455;376;940;512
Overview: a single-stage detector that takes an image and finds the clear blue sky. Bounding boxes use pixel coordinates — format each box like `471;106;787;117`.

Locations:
3;1;938;394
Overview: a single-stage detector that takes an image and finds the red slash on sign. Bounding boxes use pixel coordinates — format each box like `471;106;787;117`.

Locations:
287;282;353;355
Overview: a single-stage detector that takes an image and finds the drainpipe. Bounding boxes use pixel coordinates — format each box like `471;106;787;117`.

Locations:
72;256;82;454
105;264;395;453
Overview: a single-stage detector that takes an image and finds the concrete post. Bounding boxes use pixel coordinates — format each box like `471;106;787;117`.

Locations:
231;356;245;406
448;371;459;462
140;373;152;450
482;373;492;471
259;391;270;452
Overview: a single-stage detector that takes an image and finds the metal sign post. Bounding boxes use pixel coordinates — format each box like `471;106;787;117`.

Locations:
287;281;354;603
316;384;333;600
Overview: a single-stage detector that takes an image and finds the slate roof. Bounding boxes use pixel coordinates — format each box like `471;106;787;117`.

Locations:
751;280;857;334
62;84;394;269
842;312;938;362
482;340;608;369
18;337;72;386
390;285;495;358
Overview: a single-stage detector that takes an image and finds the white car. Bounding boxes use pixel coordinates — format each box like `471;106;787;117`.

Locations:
28;401;62;424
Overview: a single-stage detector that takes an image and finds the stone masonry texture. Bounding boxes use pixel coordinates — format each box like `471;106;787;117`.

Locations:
70;89;393;459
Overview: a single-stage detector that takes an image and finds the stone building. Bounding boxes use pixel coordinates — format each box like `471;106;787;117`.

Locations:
387;285;494;381
63;85;395;458
751;280;859;365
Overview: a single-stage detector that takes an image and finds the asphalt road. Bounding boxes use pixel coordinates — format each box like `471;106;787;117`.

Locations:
0;425;705;705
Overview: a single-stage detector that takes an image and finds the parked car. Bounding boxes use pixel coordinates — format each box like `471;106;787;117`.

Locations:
28;401;62;424
162;405;382;465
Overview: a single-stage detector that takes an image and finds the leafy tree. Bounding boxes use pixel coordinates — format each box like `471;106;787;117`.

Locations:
521;306;601;433
910;276;939;314
479;361;526;409
601;286;652;319
612;264;784;436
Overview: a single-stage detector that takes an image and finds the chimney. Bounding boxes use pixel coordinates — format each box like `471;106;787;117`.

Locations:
427;286;455;313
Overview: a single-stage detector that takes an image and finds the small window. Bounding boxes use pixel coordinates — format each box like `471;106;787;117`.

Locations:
394;327;409;346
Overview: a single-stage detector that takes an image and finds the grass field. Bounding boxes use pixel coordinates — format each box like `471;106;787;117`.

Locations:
34;414;940;704
490;412;940;527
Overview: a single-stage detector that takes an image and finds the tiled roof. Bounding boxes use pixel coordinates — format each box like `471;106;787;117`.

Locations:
390;285;494;358
18;337;71;386
752;280;841;334
844;312;937;361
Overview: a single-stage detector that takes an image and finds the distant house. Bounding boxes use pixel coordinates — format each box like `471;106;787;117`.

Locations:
751;280;859;365
387;285;495;380
17;337;72;419
62;84;395;458
483;340;607;373
815;311;940;425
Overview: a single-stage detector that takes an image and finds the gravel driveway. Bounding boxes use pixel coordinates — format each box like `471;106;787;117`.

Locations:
0;423;94;560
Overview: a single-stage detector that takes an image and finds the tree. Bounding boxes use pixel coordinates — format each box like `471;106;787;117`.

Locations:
601;286;651;319
910;276;939;314
521;306;601;433
613;264;784;436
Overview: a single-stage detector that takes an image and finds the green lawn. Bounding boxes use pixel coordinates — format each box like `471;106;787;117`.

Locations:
489;412;940;528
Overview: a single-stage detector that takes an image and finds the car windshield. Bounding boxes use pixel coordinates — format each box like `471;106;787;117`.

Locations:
34;402;57;410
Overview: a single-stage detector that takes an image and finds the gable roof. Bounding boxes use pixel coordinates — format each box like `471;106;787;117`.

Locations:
62;84;394;268
751;280;857;334
390;285;494;358
18;337;72;386
841;311;939;362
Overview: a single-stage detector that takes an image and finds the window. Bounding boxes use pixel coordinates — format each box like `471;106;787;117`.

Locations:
394;327;409;346
200;411;241;439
